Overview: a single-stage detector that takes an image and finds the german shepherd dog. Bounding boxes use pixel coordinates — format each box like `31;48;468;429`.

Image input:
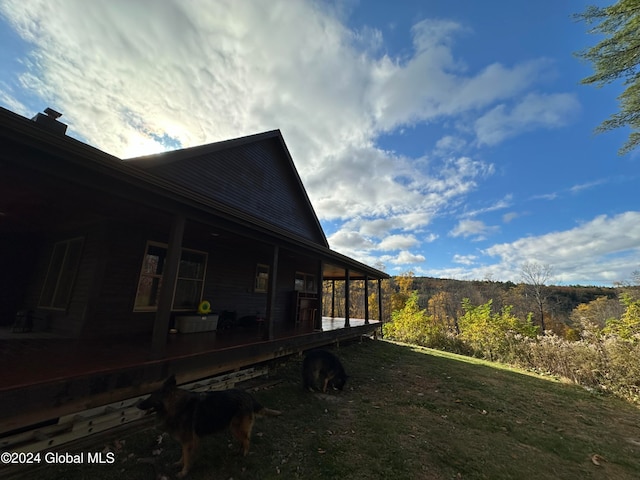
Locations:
302;349;348;393
137;375;281;478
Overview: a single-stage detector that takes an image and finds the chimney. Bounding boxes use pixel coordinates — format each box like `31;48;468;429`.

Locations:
31;107;68;135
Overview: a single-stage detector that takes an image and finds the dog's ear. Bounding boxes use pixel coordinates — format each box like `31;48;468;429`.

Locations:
163;374;177;390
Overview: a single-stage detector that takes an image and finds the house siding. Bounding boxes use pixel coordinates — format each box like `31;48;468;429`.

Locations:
130;138;325;245
205;241;281;324
83;221;156;338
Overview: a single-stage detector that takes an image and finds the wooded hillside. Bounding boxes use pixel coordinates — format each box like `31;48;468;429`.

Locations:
323;275;624;337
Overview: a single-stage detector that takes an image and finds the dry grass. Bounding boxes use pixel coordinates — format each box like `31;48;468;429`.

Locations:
18;338;640;479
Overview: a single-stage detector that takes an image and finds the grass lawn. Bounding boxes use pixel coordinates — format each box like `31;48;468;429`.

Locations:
18;338;640;479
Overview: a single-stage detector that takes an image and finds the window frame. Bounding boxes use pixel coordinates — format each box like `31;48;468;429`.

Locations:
254;263;270;293
133;241;208;312
294;271;316;294
39;237;84;311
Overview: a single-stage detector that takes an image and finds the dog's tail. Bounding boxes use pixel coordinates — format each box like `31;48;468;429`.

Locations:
250;395;281;416
257;406;282;417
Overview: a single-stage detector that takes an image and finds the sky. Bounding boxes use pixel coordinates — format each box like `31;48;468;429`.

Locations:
1;0;638;287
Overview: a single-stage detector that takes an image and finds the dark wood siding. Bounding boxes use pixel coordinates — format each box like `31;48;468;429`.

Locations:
132;138;325;245
83;221;156;338
205;241;272;322
201;242;317;329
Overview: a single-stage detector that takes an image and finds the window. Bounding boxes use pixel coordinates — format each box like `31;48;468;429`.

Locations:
39;237;84;310
294;272;316;293
173;249;207;309
134;242;207;311
255;264;269;293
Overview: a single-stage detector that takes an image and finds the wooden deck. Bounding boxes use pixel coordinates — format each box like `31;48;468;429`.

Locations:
0;317;381;435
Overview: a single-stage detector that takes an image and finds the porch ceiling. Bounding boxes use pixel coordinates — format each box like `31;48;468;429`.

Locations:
323;262;377;281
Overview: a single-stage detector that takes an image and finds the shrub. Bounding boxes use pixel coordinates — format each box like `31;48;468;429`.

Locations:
383;291;467;352
458;299;538;362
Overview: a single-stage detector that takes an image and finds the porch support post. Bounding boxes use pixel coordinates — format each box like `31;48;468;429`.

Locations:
152;213;185;356
378;279;383;321
364;275;370;324
344;268;350;328
266;245;279;341
316;260;323;330
331;280;335;318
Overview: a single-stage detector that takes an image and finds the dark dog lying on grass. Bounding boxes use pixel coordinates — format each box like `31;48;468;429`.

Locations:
302;349;348;393
137;374;281;478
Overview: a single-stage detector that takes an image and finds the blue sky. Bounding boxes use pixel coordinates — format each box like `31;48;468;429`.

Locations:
1;0;638;286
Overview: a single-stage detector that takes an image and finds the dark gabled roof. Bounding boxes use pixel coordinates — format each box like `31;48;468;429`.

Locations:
0;106;388;280
125;130;329;248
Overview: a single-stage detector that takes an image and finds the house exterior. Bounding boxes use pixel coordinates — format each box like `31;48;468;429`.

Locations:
0;107;388;435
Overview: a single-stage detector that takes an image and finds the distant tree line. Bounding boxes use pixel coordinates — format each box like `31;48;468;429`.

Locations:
323;272;621;337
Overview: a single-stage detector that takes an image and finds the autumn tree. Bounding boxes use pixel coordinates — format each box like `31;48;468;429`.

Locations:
322;280;345;317
383;290;433;345
520;262;553;333
427;290;460;334
348;279;366;319
603;293;640;340
570;295;625;329
390;271;415;312
575;0;640;154
368;278;394;322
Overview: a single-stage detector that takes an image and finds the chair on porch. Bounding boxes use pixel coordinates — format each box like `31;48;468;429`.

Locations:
298;306;317;329
12;309;51;333
217;310;237;330
13;310;34;332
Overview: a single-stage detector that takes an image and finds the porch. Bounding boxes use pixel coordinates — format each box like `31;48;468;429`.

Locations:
0;317;381;435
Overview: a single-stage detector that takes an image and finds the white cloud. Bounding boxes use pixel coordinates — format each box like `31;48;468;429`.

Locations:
327;230;375;251
434;135;467;156
390;250;426;265
450;219;499;240
474;92;580;146
416;212;640;285
453;254;477;265
377;234;419;251
502;212;520;223
482;212;640;284
0;86;28;117
423;233;439;243
569;180;606;194
531;192;558;201
462;195;512;218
